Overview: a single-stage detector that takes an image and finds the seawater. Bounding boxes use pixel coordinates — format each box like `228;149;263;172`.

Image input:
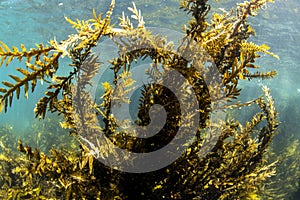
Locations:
1;0;299;133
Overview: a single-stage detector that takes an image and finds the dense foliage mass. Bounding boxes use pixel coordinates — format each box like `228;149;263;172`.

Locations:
0;0;292;199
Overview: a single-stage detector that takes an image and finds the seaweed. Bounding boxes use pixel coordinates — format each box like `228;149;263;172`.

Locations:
0;0;282;199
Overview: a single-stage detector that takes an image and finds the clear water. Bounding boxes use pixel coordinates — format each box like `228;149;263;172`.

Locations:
0;0;188;132
0;0;299;198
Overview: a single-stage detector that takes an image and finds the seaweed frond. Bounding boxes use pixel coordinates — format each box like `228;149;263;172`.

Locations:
0;48;61;113
0;0;285;199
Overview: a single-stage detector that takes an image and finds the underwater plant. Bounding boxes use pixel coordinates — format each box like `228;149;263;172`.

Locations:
0;0;281;199
261;135;300;200
256;96;300;200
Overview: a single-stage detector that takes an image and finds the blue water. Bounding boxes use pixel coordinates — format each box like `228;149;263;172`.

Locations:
0;0;187;132
0;0;111;132
0;0;298;130
0;1;298;127
1;0;299;133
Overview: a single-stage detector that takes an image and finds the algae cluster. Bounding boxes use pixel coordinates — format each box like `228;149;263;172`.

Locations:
0;0;291;199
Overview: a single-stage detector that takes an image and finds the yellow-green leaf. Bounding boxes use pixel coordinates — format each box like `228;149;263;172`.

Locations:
17;68;30;76
0;41;11;52
16;87;20;99
240;52;244;63
6;56;14;66
27;63;39;71
35;60;45;67
89;156;94;175
65;16;79;28
2;81;14;88
0;56;6;66
0;88;7;93
92;8;98;20
20;44;26;52
246;64;259;68
24;81;29;99
31;79;36;92
9;93;13;107
0;100;3;113
12;46;19;53
9;74;22;82
45;91;55;96
81;155;88;169
260;43;270;51
153;184;162;191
